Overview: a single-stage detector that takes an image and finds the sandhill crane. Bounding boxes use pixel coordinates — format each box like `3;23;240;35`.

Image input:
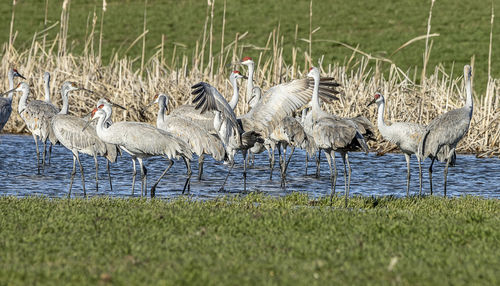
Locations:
10;81;87;174
87;106;193;197
191;82;262;191
306;67;371;206
228;70;246;109
238;58;341;179
42;72;54;164
43;72;51;103
151;71;244;179
51;100;121;197
146;93;225;180
0;69;25;133
368;93;425;196
240;56;255;103
418;65;473;196
272;115;313;186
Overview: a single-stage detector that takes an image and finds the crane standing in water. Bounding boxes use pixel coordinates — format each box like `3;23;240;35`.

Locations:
368;93;425;196
306;67;371;207
0;69;25;133
87;106;193;197
418;65;473;196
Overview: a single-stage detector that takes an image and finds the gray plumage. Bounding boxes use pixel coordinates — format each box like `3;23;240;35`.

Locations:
369;93;426;196
150;93;225;181
92;107;193;197
43;72;51;103
238;61;340;181
238;75;341;138
15;81;81;174
418;65;473;196
0;69;25;132
52;113;117;196
306;67;372;207
192;81;262;191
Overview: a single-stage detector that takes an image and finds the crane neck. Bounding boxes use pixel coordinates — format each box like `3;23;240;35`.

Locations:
7;71;15;100
228;77;239;110
17;87;30;114
246;63;254;102
103;105;113;126
59;88;70;115
44;79;51;103
376;99;387;128
94;113;108;140
301;108;307;124
465;74;473;110
157;97;167;127
311;74;321;119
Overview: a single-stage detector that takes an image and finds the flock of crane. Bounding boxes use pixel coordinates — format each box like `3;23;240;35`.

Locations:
0;59;473;206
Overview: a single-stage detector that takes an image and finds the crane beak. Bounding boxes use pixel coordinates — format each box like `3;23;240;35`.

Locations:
17;73;26;80
242;75;248;80
142;101;155;113
0;87;18;96
367;98;376;107
79;87;94;94
110;101;126;110
82;118;96;132
246;95;254;104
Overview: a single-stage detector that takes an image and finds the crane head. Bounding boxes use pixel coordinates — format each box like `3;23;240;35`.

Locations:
464;65;472;79
240;57;253;65
82;107;105;131
12;68;26;80
367;92;383;107
230;70;247;80
43;72;50;83
307;67;319;78
247;86;262;105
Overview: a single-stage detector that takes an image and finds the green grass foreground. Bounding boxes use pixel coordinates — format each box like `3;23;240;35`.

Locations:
0;194;499;285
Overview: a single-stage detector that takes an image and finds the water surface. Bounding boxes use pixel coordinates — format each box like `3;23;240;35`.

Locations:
1;134;499;199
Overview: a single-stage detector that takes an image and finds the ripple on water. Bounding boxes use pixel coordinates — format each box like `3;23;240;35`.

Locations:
1;134;499;199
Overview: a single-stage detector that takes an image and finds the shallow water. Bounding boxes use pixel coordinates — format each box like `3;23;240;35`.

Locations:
1;134;499;199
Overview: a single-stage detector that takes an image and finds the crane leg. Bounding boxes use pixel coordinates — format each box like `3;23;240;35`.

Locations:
341;152;349;208
75;152;86;197
197;154;204;181
106;159;113;192
42;140;47;171
269;146;275;180
219;161;234;192
137;158;147;197
48;142;52;165
277;144;283;176
429;157;435;196
68;154;77;198
404;153;411;197
93;154;99;193
315;151;321;178
418;157;422;197
243;151;247;192
33;134;41;175
305;154;309;176
131;158;137;196
182;158;192;194
325;151;334;204
151;159;175;197
282;146;295;188
443;158;450;198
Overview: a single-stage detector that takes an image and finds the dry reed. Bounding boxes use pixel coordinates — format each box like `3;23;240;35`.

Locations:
1;1;499;158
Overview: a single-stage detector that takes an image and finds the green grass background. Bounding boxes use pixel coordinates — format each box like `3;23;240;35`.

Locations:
1;194;499;285
1;0;499;91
